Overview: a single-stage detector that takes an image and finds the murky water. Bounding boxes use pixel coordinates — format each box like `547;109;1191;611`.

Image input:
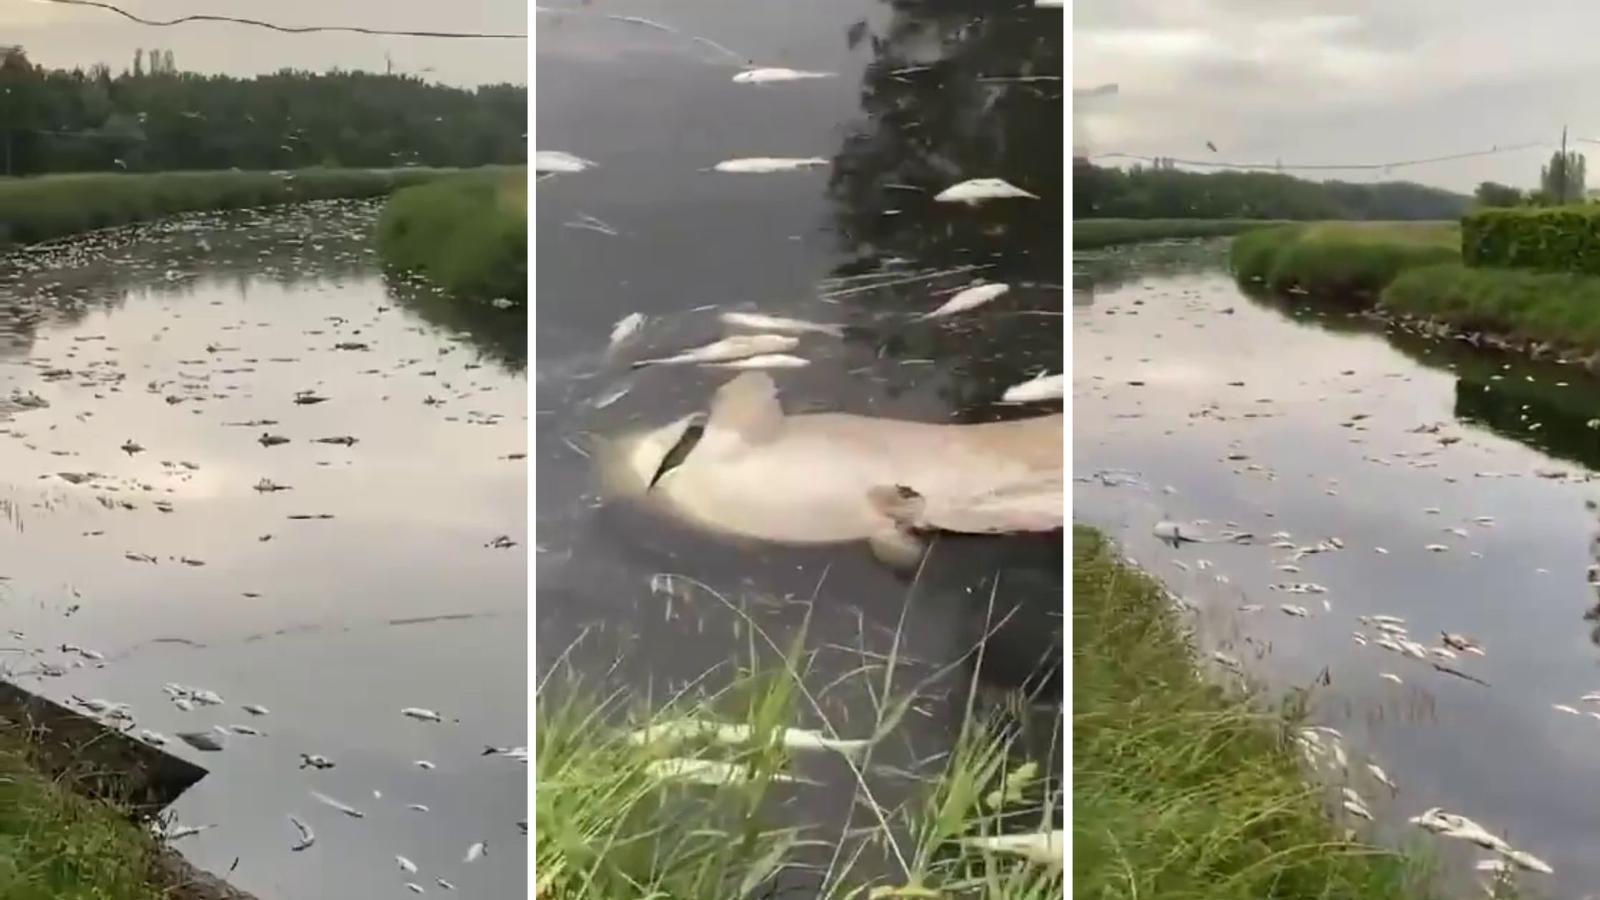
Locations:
536;0;1063;887
0;202;527;899
1075;241;1600;898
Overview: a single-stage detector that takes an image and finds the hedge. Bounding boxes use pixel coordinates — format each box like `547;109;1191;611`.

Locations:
1461;205;1600;274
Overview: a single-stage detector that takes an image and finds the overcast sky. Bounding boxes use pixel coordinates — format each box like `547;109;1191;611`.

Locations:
1074;0;1600;192
4;0;525;87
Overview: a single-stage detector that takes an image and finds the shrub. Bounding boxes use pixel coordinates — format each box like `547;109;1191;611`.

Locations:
376;170;526;306
1462;205;1600;273
1381;262;1600;352
1230;223;1458;301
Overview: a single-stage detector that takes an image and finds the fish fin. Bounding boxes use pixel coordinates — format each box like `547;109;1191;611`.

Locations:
705;373;785;444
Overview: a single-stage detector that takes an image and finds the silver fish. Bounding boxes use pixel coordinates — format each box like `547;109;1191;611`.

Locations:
705;353;810;370
732;67;835;84
633;334;798;368
719;311;842;336
288;815;315;851
923;282;1010;318
712;157;828;174
934;178;1038;204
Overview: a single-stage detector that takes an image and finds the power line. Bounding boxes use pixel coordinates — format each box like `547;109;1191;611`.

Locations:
31;0;526;39
1092;141;1552;173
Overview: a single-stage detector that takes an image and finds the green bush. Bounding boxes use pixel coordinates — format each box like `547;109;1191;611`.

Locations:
1382;262;1600;353
0;168;459;250
1230;223;1459;301
1461;205;1600;273
376;170;526;307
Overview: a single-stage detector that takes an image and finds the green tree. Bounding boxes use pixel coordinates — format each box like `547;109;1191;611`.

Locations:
1474;181;1524;208
1540;150;1586;204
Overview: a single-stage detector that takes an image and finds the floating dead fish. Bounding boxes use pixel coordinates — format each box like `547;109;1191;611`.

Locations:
120;439;144;455
398;856;418;874
486;535;518;549
705;353;810;370
1380;673;1403;684
1501;848;1553;874
732;67;835;83
416;760;436;770
1152;521;1201;545
1425;544;1450;553
405;884;424;894
1367;763;1396;791
299;753;335;769
293;391;329;405
176;731;225;752
139;730;168;746
1001;372;1064;403
228;724;263;736
311;790;364;818
409;804;430;813
1554;704;1581;715
258;433;290;447
436;879;456;891
923;282;1010;319
646;757;794;785
157;822;216;841
243;704;269;716
719;311;842;337
934;177;1038;204
609;313;645;350
1279;604;1310;618
957;830;1062;865
332;342;369;351
402;707;442;722
312;436;358;446
288;815;315;851
1441;633;1485;655
535;150;594;173
463;842;486;863
712;157;829;174
628;719;873;760
633;334;799;368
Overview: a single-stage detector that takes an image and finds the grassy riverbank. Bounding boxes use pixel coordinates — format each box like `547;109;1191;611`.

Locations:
1072;526;1431;899
1384;263;1600;357
1229;223;1459;300
0;731;165;900
376;170;527;307
1075;218;1283;249
537;613;1062;898
0;167;462;251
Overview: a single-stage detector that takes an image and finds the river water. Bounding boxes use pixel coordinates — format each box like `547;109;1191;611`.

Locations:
1075;240;1600;898
535;0;1063;889
0;201;527;899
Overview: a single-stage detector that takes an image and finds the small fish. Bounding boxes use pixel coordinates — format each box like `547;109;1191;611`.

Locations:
732;67;835;84
405;884;425;895
463;841;486;863
312;436;358;446
719;311;842;336
957;830;1062;865
415;760;436;770
1554;704;1581;715
401;707;442;722
310;790;364;818
398;856;418;874
243;704;269;716
228;724;263;736
646;757;796;785
176;731;224;752
1152;520;1200;545
158;823;216;840
1380;673;1403;684
1441;632;1485;655
609;313;645;349
705;353;810;370
1367;763;1397;791
258;433;290;447
436;879;456;891
1279;604;1309;618
408;804;431;813
120;439;144;455
712;157;829;174
633;334;798;368
299;753;335;770
933;177;1038;204
1001;372;1064;403
923;282;1011;319
535;150;594;173
139;729;168;746
629;719;873;760
288;816;315;851
1425;543;1450;553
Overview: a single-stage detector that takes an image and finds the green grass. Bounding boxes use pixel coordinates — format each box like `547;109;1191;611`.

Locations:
376;170;527;307
536;583;1062;899
1074;219;1285;250
1072;526;1435;900
1230;223;1459;301
0;731;165;900
0;167;467;250
1382;262;1600;356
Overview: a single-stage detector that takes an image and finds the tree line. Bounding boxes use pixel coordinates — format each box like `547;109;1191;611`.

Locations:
0;47;525;176
1074;159;1472;221
1474;150;1589;208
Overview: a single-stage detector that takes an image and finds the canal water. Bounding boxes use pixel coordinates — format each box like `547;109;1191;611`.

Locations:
535;0;1064;889
1075;240;1600;898
1;201;527;899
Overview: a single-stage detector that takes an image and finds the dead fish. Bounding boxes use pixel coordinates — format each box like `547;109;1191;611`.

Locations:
402;707;442;722
923;282;1011;319
1501;848;1553;874
258;433;289;447
645;757;796;785
628;719;873;760
243;704;270;716
1001;372;1065;403
139;729;168;746
632;334;798;368
1379;673;1403;684
957;830;1062;865
1367;763;1397;791
719;311;842;336
120;439;144;455
436;879;455;891
1152;520;1200;545
293;391;329;405
463;842;486;863
1425;544;1450;553
732;67;835;83
299;753;335;769
157;822;216;841
486;535;518;549
535;150;594;173
1441;632;1485;655
415;760;436;770
405;884;425;895
1280;604;1310;618
288;815;315;851
712;157;829;174
398;856;418;874
408;804;431;813
1555;704;1582;715
609;313;645;350
934;177;1038;204
176;731;225;752
704;353;810;370
310;790;364;818
228;724;263;736
312;436;358;446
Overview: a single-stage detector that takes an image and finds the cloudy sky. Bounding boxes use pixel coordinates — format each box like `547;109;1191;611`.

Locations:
4;0;525;86
1074;0;1600;192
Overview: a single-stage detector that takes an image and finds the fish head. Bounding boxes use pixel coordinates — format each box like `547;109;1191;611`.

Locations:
598;411;707;500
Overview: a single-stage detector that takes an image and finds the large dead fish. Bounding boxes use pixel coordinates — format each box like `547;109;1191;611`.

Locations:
719;311;842;336
733;67;835;84
923;283;1010;318
713;157;828;174
632;334;799;368
1002;372;1065;403
535;151;594;173
601;373;1061;566
934;178;1038;204
705;354;809;370
609;313;645;350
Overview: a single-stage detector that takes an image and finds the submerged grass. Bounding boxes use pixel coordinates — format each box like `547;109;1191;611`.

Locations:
1072;526;1433;900
376;169;527;307
1382;263;1600;356
0;730;165;900
1230;223;1459;301
1074;219;1284;250
0;167;461;250
535;581;1062;899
